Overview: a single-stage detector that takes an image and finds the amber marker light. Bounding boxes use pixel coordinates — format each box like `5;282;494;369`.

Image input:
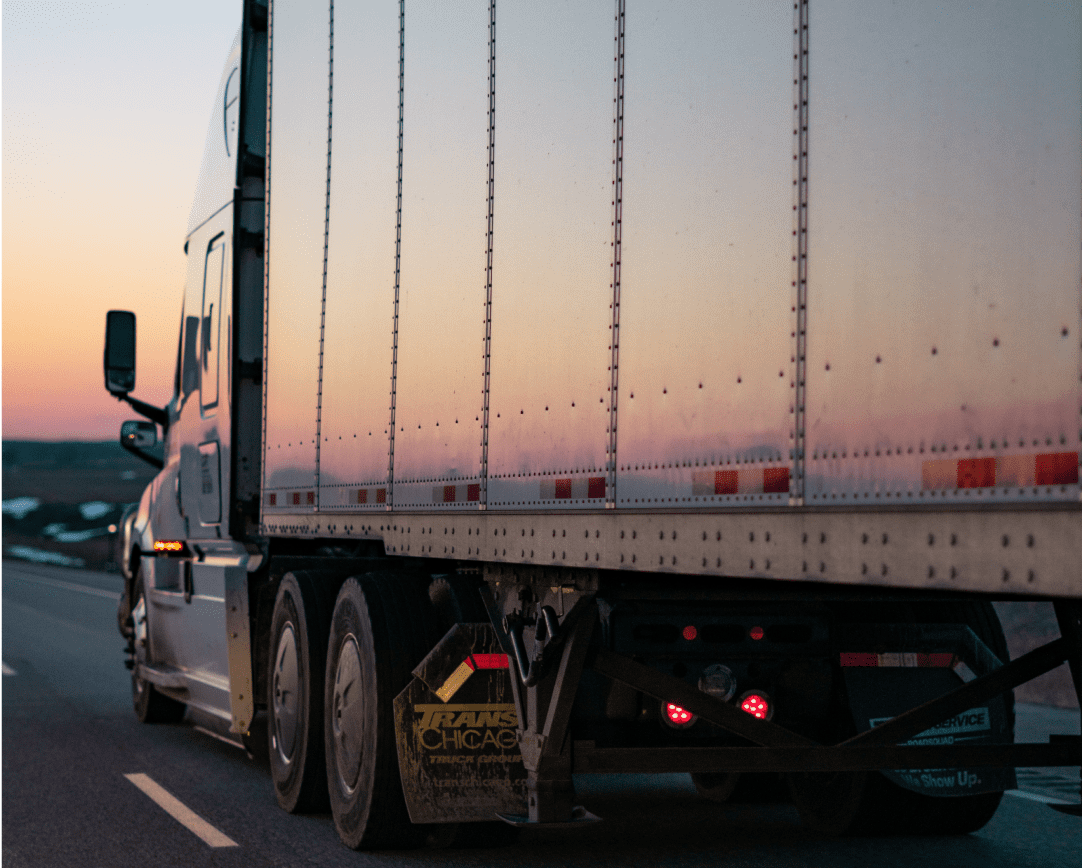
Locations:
153;540;185;553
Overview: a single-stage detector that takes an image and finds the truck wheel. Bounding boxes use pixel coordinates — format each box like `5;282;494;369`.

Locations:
324;573;441;849
131;570;186;724
906;601;1011;835
268;571;332;813
789;601;1012;836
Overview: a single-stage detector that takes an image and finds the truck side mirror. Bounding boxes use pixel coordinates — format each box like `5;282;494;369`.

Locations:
121;420;158;449
104;310;137;395
119;420;163;469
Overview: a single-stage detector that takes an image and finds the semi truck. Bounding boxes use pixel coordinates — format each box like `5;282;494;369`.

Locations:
103;0;1081;849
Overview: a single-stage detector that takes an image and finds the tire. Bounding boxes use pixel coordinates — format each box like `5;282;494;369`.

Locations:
268;571;333;813
429;573;488;629
907;601;1011;835
324;573;442;849
131;569;186;724
789;601;1012;836
691;773;742;803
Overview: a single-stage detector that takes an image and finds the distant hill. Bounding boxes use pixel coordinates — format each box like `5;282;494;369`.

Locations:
2;439;162;571
3;439;161;469
3;439;161;504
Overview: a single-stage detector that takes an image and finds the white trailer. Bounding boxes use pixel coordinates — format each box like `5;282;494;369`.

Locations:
104;0;1081;848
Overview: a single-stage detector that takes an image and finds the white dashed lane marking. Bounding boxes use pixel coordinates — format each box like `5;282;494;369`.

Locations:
2;662;17;676
124;773;238;848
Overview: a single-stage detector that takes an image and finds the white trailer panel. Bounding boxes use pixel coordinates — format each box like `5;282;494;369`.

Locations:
389;0;489;510
257;0;1081;594
486;1;617;510
317;0;400;510
806;0;1082;505
263;0;329;501
615;1;796;509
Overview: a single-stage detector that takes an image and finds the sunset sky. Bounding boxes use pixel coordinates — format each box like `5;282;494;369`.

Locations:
3;1;240;440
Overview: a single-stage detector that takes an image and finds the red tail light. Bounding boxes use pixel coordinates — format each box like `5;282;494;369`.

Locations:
663;702;696;728
739;691;772;720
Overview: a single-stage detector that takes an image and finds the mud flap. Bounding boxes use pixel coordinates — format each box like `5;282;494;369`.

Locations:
393;623;528;823
841;625;1016;797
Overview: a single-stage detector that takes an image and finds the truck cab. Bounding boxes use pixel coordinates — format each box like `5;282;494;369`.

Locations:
104;24;264;732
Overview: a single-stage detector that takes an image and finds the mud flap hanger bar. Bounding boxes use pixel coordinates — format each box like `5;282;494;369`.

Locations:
482;584;601;826
506;595;594;688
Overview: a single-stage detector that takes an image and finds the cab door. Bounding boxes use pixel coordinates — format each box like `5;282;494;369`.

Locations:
153;219;235;720
197;235;225;525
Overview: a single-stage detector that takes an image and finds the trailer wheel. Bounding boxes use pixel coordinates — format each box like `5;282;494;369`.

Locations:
324;573;442;849
268;571;332;813
789;601;1012;836
906;601;1011;835
131;570;186;724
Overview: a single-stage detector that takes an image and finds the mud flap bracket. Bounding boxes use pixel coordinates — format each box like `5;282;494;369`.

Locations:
482;568;603;826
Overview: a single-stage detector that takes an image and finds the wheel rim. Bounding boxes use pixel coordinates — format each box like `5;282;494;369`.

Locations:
131;595;149;702
332;634;364;794
272;624;300;765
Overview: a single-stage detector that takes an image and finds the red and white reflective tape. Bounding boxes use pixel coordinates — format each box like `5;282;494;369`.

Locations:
539;477;606;500
692;467;790;496
354;487;387;505
435;653;510;702
840;652;976;682
431;484;481;504
841;652;954;668
922;450;1078;491
266;491;316;507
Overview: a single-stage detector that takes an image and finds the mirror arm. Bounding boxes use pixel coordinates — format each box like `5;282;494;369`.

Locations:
119;437;164;470
114;393;169;430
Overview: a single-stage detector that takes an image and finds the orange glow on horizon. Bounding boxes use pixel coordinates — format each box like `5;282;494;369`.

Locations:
2;4;239;442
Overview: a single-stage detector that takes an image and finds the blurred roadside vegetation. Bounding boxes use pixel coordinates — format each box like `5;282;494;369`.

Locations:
2;440;160;571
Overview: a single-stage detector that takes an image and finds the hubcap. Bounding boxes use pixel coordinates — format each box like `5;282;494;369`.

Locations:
272;624;300;765
332;634;364;793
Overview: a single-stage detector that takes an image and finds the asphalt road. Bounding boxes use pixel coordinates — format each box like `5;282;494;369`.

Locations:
3;560;1081;867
